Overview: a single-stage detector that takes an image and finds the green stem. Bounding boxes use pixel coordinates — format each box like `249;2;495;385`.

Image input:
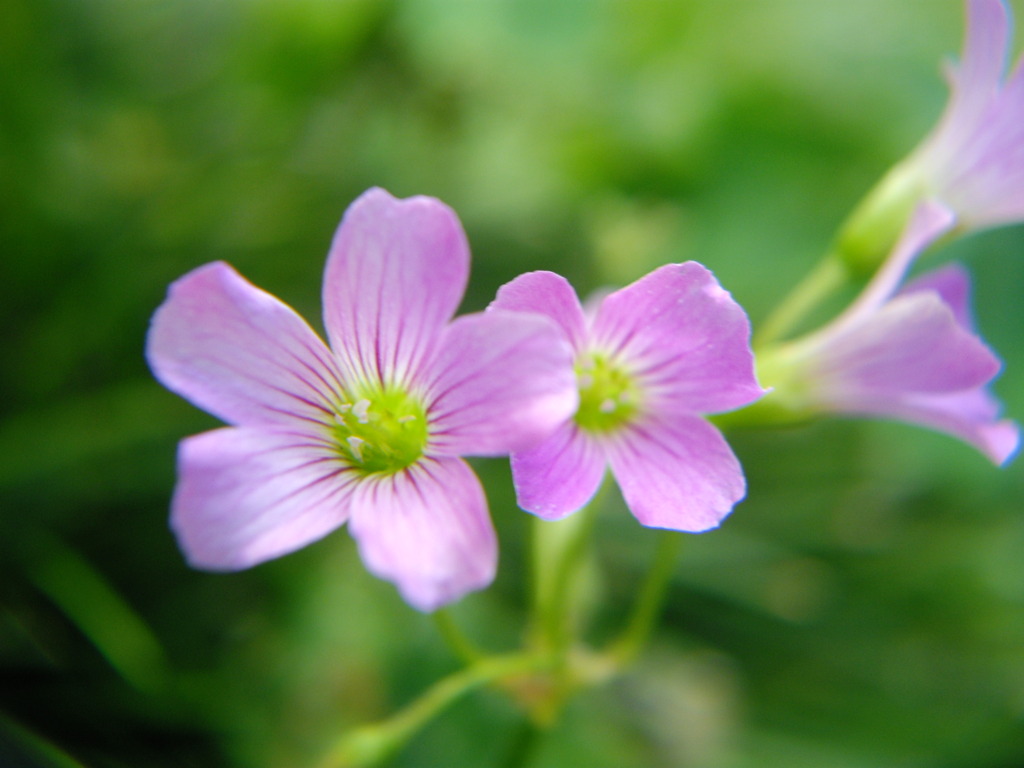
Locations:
531;487;603;655
755;255;849;346
316;652;549;768
607;531;684;668
432;608;484;664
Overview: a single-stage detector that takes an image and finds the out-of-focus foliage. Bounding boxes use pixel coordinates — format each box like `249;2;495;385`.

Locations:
1;1;1022;766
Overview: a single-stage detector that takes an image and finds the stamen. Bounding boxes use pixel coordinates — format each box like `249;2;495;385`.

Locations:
328;386;429;475
346;436;365;460
574;351;640;432
352;399;371;423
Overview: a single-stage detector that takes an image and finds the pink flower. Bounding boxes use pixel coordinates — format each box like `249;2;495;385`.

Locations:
775;201;1019;464
146;188;577;611
905;0;1024;231
489;264;764;531
836;0;1024;272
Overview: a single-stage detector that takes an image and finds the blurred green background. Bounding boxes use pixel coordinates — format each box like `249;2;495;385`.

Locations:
2;1;1023;766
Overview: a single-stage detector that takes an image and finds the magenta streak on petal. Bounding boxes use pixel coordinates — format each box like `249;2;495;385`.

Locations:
147;261;343;428
221;335;339;421
426;351;546;418
254;339;339;406
591;317;642;362
286;332;348;401
205;358;335;423
260;378;335;418
347;457;495;612
421;319;562;409
221;466;355;562
263;460;352;508
172;428;358;570
261;405;332;431
415;460;492;556
182;355;332;424
322;189;470;391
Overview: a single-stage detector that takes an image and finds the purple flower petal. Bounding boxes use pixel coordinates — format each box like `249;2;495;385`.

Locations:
836;389;1019;465
783;202;1018;466
901;263;973;327
946;0;1009;122
510;422;607;520
911;0;1024;229
347;457;496;611
489;270;588;351
426;310;578;456
321;188;470;387
605;416;746;532
147;262;344;428
171;427;355;570
809;291;1000;395
592;263;763;415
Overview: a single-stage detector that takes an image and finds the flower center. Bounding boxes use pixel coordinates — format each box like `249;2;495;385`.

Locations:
573;352;639;433
330;387;428;475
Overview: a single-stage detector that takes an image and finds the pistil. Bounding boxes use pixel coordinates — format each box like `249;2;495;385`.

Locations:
573;352;640;433
330;387;429;474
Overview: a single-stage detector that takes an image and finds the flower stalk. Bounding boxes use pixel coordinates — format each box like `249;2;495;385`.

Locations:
606;530;686;669
754;254;850;346
316;652;552;768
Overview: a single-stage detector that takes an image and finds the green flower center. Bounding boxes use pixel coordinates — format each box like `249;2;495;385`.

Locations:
574;352;640;433
330;387;428;475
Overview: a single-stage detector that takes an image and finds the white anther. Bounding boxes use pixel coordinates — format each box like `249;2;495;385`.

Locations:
352;399;371;423
599;398;616;413
346;436;365;460
578;373;594;388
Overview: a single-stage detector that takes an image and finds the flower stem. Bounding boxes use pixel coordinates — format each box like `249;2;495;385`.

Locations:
755;255;848;346
530;487;603;655
316;652;549;768
433;608;484;664
607;530;684;667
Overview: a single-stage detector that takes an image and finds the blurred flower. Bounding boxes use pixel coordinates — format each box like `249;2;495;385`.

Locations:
837;0;1024;272
768;201;1018;465
489;264;764;531
910;0;1024;230
147;188;576;611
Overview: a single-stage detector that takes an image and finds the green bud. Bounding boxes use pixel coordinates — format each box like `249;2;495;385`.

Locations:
832;162;925;276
